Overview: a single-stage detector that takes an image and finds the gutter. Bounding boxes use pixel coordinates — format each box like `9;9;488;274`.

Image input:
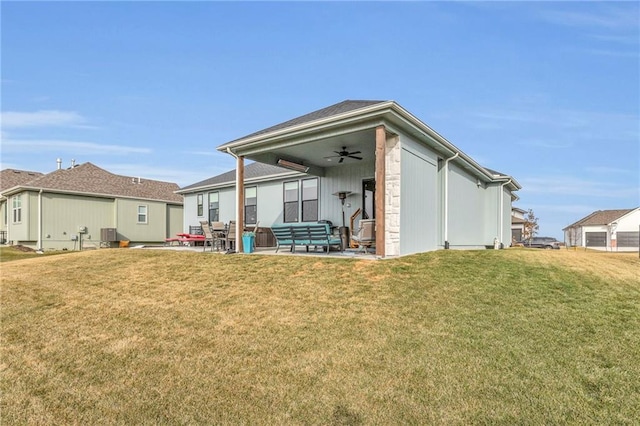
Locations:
443;152;459;249
37;189;43;252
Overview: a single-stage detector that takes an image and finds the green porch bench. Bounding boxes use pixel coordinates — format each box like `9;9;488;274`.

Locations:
270;223;342;254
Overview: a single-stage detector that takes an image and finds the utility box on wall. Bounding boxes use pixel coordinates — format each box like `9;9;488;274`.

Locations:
100;228;118;242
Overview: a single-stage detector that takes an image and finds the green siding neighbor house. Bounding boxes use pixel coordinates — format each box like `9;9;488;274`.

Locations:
0;163;183;250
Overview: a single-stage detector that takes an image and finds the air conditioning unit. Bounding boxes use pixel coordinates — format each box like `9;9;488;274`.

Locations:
100;228;118;242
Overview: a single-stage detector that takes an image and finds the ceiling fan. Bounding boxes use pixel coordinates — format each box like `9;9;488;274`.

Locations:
324;146;363;163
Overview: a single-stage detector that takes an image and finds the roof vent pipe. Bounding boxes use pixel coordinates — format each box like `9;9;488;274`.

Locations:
71;159;76;168
56;158;62;170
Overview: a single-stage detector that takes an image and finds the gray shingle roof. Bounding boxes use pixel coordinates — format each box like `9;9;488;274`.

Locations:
224;100;387;145
6;163;182;203
0;169;44;192
564;208;637;229
179;162;293;192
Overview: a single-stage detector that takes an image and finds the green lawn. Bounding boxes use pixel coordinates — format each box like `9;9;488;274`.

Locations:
2;248;639;424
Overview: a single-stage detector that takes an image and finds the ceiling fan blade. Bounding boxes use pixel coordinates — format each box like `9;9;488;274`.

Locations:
348;155;363;160
348;151;361;155
339;157;344;163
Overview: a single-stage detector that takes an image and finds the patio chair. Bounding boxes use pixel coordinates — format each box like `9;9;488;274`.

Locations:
200;220;215;252
225;221;236;252
351;219;375;254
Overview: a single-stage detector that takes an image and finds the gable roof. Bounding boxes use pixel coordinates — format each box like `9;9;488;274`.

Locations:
178;162;296;193
563;208;637;229
216;99;521;192
2;163;182;204
0;169;44;192
226;100;386;144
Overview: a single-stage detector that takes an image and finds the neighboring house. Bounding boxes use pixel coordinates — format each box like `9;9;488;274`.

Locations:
563;208;640;252
0;162;183;250
0;169;45;244
511;207;527;243
180;100;521;257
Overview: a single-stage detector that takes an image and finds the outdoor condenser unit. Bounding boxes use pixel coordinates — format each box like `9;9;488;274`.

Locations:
100;228;118;242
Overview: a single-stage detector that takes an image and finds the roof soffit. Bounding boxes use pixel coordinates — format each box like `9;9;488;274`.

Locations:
219;101;520;189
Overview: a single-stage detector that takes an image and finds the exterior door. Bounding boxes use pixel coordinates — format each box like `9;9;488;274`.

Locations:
362;179;375;219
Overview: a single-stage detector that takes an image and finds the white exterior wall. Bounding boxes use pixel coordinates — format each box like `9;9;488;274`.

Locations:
616;209;640;232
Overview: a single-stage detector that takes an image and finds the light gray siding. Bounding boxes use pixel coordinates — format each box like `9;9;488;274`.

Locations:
400;140;438;255
447;164;486;248
319;161;375;228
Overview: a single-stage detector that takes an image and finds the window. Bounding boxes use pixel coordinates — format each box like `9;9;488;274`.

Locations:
197;194;204;217
245;186;257;225
12;195;22;223
137;205;148;223
301;178;318;222
284;181;299;223
283;178;319;223
208;192;219;222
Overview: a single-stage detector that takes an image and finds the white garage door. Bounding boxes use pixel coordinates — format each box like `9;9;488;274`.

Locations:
617;232;639;248
586;232;607;247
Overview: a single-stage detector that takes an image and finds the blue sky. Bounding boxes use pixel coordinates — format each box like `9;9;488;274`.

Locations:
2;1;638;239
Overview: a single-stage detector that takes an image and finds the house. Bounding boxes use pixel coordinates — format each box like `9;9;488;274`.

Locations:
563;208;640;252
0;169;45;244
0;162;183;250
511;207;527;243
180;100;521;257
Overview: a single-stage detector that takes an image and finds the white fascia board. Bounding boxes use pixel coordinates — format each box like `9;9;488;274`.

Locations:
217;101;396;153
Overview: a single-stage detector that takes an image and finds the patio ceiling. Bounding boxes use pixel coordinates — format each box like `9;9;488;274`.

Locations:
238;128;377;174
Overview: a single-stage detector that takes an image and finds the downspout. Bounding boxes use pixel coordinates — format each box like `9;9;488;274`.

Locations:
443;152;459;249
498;179;511;248
226;147;242;251
37;189;43;252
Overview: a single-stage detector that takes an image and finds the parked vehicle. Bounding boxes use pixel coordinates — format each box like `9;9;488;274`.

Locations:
521;237;561;249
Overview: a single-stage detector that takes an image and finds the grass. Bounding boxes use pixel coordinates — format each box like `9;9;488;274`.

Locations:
2;248;639;424
0;246;73;263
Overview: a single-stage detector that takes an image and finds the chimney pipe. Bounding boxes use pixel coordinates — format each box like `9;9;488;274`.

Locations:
71;159;76;168
56;158;62;170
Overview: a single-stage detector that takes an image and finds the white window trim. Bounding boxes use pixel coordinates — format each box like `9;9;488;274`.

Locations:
137;204;148;224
